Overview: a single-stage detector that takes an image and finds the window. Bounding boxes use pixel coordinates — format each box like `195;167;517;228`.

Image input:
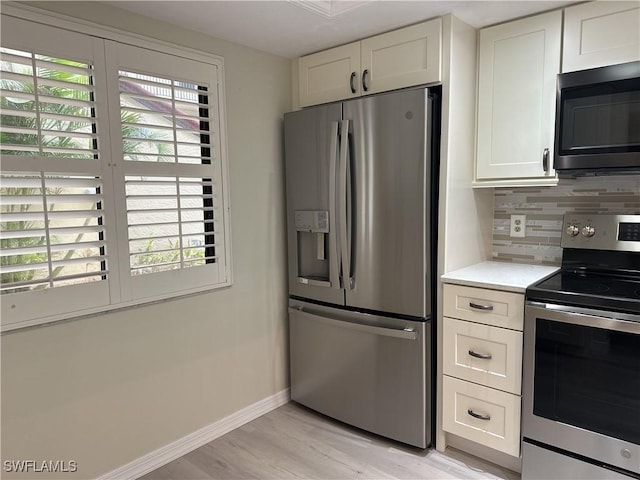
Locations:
0;15;231;330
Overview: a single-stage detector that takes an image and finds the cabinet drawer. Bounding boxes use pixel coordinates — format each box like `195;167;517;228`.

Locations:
443;317;523;394
443;375;521;457
443;284;524;330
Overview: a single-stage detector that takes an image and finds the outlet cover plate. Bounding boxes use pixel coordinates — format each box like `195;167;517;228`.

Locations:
510;214;526;238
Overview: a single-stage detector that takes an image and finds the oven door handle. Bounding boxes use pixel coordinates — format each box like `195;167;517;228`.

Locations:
526;301;640;334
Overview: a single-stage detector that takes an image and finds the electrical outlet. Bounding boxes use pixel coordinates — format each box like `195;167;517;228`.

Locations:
510;214;526;238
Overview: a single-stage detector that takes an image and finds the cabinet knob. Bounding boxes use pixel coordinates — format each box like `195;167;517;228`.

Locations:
349;72;357;94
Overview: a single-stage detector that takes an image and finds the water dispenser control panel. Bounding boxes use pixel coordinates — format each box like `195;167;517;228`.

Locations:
295;210;329;233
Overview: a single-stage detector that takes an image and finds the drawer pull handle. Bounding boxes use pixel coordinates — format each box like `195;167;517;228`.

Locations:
467;409;491;421
469;302;494;311
468;350;492;360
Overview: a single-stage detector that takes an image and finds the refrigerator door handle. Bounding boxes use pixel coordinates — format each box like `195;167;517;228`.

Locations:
339;119;353;289
328;120;341;289
288;307;419;340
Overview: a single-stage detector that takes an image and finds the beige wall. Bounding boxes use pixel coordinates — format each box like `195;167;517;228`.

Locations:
1;2;292;478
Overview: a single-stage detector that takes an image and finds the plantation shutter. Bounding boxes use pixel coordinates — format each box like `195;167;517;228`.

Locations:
0;17;113;327
105;41;229;302
1;14;231;331
0;173;106;291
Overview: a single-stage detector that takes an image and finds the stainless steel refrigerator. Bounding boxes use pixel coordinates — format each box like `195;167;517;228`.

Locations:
284;86;439;448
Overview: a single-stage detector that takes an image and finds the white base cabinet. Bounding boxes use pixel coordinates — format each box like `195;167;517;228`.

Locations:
442;284;525;458
474;10;561;187
563;1;640;72
298;18;441;107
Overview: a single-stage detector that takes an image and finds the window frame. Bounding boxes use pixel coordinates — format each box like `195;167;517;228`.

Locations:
0;6;233;332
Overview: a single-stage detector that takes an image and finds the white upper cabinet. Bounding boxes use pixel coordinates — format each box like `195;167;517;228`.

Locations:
360;20;441;95
298;18;442;107
563;1;640;73
474;10;562;187
298;42;361;107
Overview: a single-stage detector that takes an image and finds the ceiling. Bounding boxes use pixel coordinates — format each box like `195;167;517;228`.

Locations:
105;0;574;58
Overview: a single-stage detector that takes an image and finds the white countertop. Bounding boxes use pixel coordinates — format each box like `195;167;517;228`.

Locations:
441;261;559;293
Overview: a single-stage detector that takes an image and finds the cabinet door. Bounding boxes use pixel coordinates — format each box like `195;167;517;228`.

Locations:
476;11;561;183
360;18;441;95
298;42;360;107
563;1;640;72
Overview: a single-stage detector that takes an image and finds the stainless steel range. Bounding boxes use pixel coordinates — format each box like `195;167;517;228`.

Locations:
523;214;640;480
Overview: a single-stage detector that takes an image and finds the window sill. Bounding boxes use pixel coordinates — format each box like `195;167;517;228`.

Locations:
0;280;233;334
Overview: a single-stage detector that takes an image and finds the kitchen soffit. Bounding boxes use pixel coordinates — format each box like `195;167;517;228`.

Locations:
104;0;576;58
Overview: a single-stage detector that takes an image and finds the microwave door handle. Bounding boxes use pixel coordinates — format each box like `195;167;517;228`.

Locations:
329;121;340;289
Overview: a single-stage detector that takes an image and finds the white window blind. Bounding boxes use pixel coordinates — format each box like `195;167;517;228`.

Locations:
125;176;217;274
0;18;113;327
0;48;98;158
0;172;106;293
0;15;231;330
118;70;218;273
106;42;227;302
118;71;213;165
1;45;107;296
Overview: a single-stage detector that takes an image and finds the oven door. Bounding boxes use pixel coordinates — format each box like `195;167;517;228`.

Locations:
523;302;640;475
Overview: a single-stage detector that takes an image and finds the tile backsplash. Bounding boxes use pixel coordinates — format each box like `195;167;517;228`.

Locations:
493;175;640;265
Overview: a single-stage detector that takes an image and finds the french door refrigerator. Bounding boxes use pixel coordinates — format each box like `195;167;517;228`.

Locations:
284;86;440;448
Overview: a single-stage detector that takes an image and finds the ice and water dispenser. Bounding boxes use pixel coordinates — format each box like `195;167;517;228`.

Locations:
295;210;331;287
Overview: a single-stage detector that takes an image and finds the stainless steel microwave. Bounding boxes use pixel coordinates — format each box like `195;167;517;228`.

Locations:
554;61;640;176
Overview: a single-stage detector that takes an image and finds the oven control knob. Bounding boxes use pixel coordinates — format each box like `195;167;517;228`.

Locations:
581;225;596;237
566;225;580;237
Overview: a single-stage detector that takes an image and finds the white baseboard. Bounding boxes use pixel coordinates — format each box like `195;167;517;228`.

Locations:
97;388;290;480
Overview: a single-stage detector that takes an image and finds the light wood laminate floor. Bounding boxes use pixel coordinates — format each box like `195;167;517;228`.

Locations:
141;402;520;479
